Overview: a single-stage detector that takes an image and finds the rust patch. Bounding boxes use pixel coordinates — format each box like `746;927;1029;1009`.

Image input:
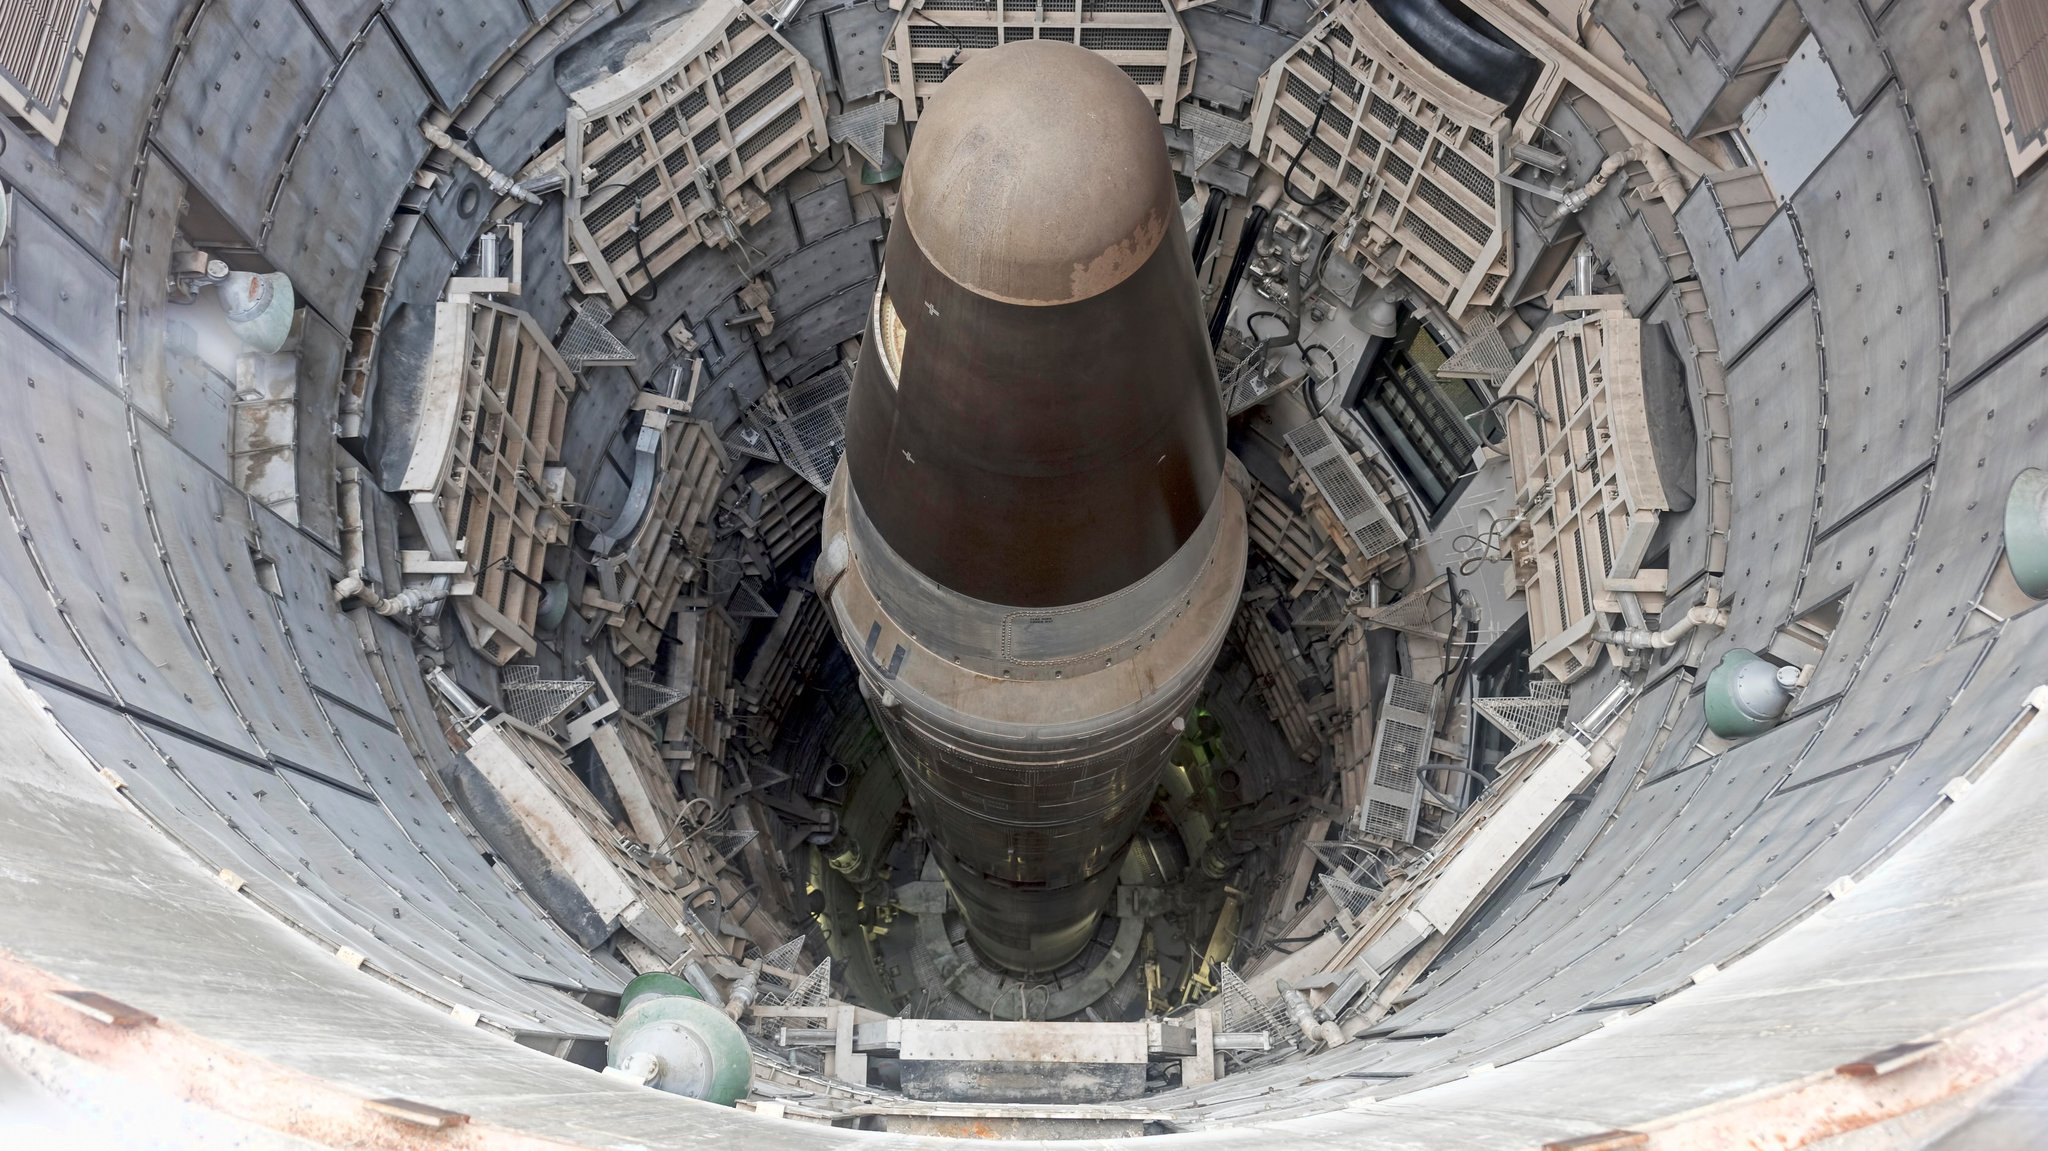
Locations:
1067;208;1167;302
0;950;592;1150
1622;985;2048;1150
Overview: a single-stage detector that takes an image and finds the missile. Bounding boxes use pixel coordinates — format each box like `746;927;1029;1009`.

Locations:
817;42;1247;975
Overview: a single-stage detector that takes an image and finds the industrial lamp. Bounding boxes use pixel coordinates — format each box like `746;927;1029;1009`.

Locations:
168;249;297;354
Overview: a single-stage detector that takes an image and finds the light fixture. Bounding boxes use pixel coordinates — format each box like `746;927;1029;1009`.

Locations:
0;179;14;313
167;248;297;354
214;265;296;354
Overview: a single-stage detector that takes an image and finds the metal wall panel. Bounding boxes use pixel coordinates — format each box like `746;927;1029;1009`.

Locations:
1880;0;2048;387
384;0;530;110
1791;95;1941;534
0;0;186;263
6;191;120;382
1674;182;1811;365
265;19;434;326
154;0;334;230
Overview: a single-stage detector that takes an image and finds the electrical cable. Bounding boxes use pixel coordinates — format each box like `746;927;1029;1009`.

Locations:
587;180;663;302
1481;392;1547;425
1303;342;1339;418
1282;85;1341;209
910;8;970;74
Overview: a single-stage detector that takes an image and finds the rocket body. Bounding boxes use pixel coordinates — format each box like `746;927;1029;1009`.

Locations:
818;42;1246;974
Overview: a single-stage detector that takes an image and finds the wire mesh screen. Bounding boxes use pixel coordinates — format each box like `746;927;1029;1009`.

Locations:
501;664;594;727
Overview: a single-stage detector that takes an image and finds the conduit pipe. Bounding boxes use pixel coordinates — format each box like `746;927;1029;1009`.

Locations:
1540;140;1681;230
591;417;664;558
1209;184;1281;348
333;466;449;618
421;121;544;206
1595;590;1728;651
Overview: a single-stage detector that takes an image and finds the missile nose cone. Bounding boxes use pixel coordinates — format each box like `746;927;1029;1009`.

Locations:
845;42;1225;608
902;41;1176;306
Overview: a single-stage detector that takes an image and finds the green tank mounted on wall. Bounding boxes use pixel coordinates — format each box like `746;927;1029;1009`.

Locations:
1703;648;1799;740
2005;468;2048;601
606;987;753;1106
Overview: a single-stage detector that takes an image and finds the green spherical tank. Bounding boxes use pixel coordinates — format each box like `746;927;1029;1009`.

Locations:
617;971;700;1015
2005;468;2048;601
607;993;753;1106
1703;648;1798;740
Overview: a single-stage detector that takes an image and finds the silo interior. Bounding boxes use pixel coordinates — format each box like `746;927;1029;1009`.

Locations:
0;0;2046;1147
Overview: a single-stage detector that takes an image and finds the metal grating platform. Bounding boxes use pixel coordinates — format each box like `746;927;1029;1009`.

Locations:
1471;679;1571;745
884;0;1193;122
557;298;637;369
501;665;595;728
1246;2;1535;317
562;0;829;303
762;364;851;494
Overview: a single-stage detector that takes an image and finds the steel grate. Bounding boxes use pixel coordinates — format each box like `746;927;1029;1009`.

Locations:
1432;141;1496;206
762;365;851;494
1080;27;1170;51
725;578;780;619
1417;177;1490;245
623;676;687;719
1361;675;1436;843
1284;418;1407;561
501;665;595;727
1975;0;2048;174
723;421;781;462
1216;963;1292;1037
1471;679;1569;744
1436;322;1517;383
784;958;833;1007
726;66;796;128
557;299;637;369
0;0;97;142
1320;871;1381;921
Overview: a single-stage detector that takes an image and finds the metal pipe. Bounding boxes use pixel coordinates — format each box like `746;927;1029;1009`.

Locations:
1209;203;1270;348
723;959;763;1021
1281;986;1346;1047
1540;143;1653;230
1595;594;1728;651
332;466;449;617
420;121;542;206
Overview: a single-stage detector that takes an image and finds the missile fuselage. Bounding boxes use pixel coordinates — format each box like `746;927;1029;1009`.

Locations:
818;42;1246;975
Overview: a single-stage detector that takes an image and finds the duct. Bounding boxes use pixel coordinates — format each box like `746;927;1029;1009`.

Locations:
1368;0;1538;107
1211;201;1273;348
